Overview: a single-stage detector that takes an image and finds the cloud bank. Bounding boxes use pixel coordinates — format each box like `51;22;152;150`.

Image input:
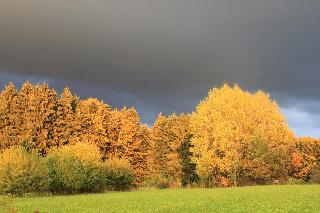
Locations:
0;0;320;136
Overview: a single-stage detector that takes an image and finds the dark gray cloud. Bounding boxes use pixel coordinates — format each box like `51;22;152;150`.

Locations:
0;0;320;136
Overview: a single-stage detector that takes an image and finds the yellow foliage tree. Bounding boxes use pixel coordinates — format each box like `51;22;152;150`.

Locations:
107;108;151;183
190;84;294;186
3;81;314;187
73;98;111;147
150;113;190;185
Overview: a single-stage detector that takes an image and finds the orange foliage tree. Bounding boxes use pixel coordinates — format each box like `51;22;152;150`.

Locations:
290;137;320;181
0;82;151;183
1;82;58;154
51;87;79;147
0;82;19;149
106;108;151;183
2;81;320;187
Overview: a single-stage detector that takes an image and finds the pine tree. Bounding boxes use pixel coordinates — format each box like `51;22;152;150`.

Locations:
178;134;199;186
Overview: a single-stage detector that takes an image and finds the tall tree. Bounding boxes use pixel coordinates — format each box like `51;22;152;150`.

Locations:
107;108;151;183
190;84;294;186
74;98;111;148
178;134;199;186
150;114;169;177
150;113;190;185
20;83;58;154
51;87;78;147
0;82;18;149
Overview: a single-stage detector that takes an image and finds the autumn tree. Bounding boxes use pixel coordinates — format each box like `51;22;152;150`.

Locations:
190;84;294;187
0;82;19;149
140;124;152;179
150;113;190;186
0;82;151;184
3;81;317;187
14;81;35;146
51;88;79;147
290;137;320;181
106;108;151;183
1;82;58;154
18;82;58;154
74;98;111;149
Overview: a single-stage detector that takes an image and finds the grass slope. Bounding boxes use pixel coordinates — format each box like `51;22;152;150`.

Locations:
7;185;320;213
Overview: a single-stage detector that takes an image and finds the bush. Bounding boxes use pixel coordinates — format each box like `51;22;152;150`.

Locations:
104;158;134;191
142;174;170;189
46;143;106;194
0;147;49;195
309;167;320;184
286;177;306;185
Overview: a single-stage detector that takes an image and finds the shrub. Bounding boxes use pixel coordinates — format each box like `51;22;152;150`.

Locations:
286;177;306;185
309;167;320;184
142;174;171;189
46;143;106;194
238;139;290;185
104;158;134;191
0;147;49;195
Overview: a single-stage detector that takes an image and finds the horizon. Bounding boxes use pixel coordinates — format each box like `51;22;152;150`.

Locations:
0;79;318;138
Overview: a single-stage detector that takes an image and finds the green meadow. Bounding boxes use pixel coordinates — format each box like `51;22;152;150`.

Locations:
3;185;319;213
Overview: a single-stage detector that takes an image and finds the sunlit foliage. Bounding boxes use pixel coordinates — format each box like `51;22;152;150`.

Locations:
190;84;295;186
0;147;49;195
46;142;107;194
290;137;320;181
149;113;190;186
0;82;151;183
1;81;319;189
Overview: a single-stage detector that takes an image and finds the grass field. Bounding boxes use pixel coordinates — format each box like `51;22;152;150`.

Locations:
3;185;320;212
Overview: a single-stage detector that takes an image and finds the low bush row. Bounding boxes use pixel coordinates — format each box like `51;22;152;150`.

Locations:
0;143;134;195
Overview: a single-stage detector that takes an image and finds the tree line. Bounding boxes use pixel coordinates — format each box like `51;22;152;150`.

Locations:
0;81;319;187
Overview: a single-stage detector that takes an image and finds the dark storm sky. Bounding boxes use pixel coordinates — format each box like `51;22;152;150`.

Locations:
1;0;320;137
